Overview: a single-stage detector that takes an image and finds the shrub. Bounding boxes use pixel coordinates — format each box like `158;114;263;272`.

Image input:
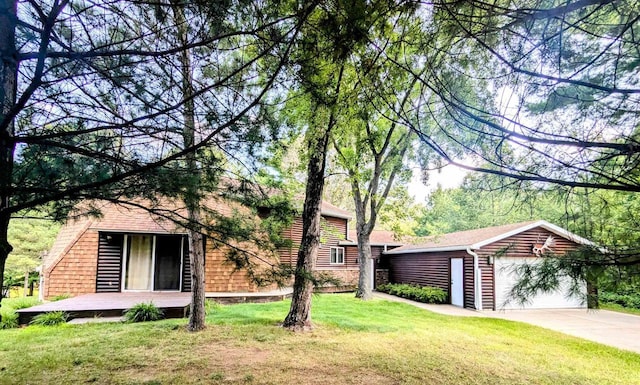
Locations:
600;291;640;309
0;309;19;329
50;294;72;302
4;297;41;310
30;311;68;326
124;302;164;323
377;283;447;304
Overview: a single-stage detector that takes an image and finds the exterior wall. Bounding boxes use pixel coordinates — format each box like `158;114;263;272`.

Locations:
387;250;470;300
46;230;275;298
386;226;586;310
45;231;99;298
387;251;479;308
203;242;277;292
317;269;359;289
47;212;354;297
279;215;355;271
477;227;583;310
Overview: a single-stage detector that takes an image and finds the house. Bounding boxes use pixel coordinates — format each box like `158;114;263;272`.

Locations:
42;198;354;299
339;230;404;288
383;220;594;310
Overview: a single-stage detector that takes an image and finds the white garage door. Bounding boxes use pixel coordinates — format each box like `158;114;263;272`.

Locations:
494;257;586;310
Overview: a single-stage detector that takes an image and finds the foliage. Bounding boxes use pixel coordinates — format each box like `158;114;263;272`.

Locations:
6;216;60;275
377;283;447;304
1;295;638;384
123;302;164;323
2;296;40;310
29;311;68;326
49;294;72;302
0;308;18;329
600;291;640;310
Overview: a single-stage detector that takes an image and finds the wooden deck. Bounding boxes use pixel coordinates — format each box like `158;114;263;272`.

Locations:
16;288;294;324
17;292;191;324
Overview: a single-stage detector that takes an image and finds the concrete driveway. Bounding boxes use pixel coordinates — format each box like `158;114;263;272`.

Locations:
374;292;640;353
484;308;640;354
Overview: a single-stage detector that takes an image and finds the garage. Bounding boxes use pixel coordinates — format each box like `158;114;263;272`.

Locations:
384;220;592;311
494;257;586;310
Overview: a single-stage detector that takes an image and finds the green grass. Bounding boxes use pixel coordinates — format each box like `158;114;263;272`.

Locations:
0;294;638;384
601;303;640;316
1;297;41;329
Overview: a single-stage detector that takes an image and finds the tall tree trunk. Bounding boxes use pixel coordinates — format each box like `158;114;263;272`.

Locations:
0;0;18;313
355;226;373;299
282;129;331;331
172;2;206;331
23;271;28;297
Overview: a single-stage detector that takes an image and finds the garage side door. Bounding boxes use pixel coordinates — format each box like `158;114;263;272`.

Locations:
494;257;586;310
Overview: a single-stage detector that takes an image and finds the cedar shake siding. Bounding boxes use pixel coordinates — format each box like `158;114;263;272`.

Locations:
45;199;355;297
45;230;99;298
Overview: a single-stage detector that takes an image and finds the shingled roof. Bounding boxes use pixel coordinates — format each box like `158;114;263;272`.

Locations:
340;230;405;246
44;197;351;272
385;220;594;254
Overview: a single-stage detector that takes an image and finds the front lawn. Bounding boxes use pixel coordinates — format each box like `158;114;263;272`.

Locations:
0;294;638;385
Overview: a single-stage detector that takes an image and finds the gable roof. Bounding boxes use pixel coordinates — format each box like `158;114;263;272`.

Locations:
320;201;352;220
45;197;350;271
384;220;595;255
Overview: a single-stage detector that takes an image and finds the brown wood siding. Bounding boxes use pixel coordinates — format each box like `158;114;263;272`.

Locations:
96;233;124;293
389;251;469;295
278;215;351;270
463;256;474;309
478;227;581;258
318;216;350;269
479;257;494;310
476;226;584;310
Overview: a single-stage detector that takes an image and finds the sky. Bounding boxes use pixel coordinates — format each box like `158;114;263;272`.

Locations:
408;165;469;203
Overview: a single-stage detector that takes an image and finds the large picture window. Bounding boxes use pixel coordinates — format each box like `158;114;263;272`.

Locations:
330;247;345;265
123;234;184;291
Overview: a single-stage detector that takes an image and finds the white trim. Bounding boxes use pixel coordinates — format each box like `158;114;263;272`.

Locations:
329;246;345;265
321;209;352;220
467;248;482;311
150;236;157;290
121;234;129;292
385;245;469;254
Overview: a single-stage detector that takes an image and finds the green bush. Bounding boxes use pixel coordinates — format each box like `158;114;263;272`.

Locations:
3;297;41;310
124;302;164;323
600;291;640;309
50;294;72;302
0;309;19;329
377;283;447;304
30;311;68;326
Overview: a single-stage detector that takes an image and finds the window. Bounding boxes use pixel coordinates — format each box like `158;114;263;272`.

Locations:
330;247;345;264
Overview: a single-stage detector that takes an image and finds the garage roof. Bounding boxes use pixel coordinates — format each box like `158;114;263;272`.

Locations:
384;220;595;254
